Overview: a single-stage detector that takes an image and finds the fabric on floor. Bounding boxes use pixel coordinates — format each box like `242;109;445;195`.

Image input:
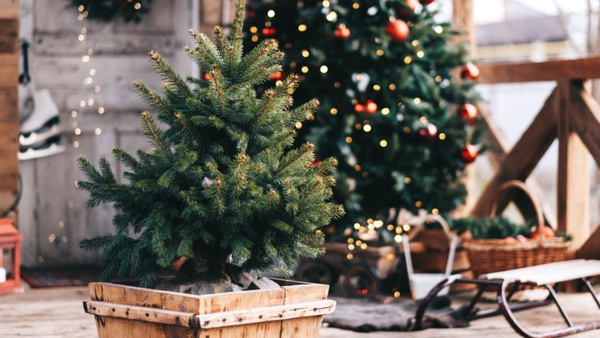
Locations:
21;268;100;288
324;296;471;332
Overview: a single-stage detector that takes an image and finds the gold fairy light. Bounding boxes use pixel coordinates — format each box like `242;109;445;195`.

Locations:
363;124;372;132
326;11;337;21
439;133;446;140
417;51;425;58
301;66;309;73
380;140;387;147
301;49;310;57
404;177;411;183
387;224;394;231
345;136;352;143
330;108;338;115
322;0;330;8
414;98;422;104
267;9;275;18
394;235;402;243
376;49;384;56
134;2;141;10
298;24;307;32
295;121;302;129
381;107;390;115
373;84;381;91
404;56;412;64
320;65;328;73
353;2;360;9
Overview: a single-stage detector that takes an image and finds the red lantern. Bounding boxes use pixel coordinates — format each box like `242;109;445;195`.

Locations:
461;62;480;80
459;103;478;123
366;100;378;114
461;144;478;164
334;26;351;40
385;19;409;43
0;218;24;295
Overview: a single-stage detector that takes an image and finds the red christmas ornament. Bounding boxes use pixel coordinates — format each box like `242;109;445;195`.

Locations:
262;27;276;37
419;0;435;4
385;19;409;43
246;10;256;18
461;62;480;80
395;0;419;17
461;144;478;164
310;159;323;167
203;73;212;81
354;103;365;113
366;100;378;114
269;71;283;81
459;103;478;123
419;123;438;138
334;26;351;40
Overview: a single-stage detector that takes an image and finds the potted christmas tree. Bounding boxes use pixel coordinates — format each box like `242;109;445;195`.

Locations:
79;0;343;336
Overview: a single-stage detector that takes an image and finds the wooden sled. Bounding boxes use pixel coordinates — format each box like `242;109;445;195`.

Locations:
411;260;600;338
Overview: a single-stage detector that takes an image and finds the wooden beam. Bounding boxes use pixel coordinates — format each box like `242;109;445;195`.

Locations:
0;0;19;19
478;104;556;226
470;87;559;217
478;56;600;84
570;81;600;167
577;225;600;259
556;81;589;249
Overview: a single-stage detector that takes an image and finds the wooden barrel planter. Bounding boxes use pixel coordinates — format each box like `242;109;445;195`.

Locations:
83;278;335;338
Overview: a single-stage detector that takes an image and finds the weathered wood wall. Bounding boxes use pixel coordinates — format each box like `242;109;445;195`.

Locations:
18;0;199;268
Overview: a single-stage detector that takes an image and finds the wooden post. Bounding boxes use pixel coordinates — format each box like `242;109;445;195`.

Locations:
0;0;20;218
452;0;476;216
557;81;590;249
452;0;476;55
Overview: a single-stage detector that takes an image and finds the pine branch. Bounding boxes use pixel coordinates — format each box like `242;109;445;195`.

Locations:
230;0;246;64
274;142;315;175
149;50;193;101
141;112;174;163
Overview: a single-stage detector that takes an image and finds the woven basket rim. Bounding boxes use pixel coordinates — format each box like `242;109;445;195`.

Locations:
463;237;571;251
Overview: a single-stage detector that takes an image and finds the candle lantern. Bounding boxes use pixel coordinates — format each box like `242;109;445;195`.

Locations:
0;218;24;296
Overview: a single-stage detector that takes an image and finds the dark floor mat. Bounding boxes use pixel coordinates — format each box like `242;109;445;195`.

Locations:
21;268;101;288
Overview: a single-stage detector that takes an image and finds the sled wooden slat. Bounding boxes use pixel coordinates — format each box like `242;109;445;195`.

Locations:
486;259;600;285
86;280;334;338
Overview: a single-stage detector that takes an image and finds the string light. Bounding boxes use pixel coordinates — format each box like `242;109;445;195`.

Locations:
363;124;372;132
414;97;422;104
439;133;446;140
301;66;309;73
394;235;402;243
326;11;337;21
412;40;419;46
134;2;141;10
380;140;387;147
376;49;384;56
250;26;258;33
389;84;396;90
298;24;307;32
267;9;275;18
417;51;425;58
345;136;352;143
301;49;310;57
330;108;338;115
404;56;412;64
295;121;302;129
404;177;411;184
322;0;330;8
95;128;102;135
381;107;390;115
352;2;360;9
373;84;380;91
432;208;439;214
320;65;328;73
434;25;444;34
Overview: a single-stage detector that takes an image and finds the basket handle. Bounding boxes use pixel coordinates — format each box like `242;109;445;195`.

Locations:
490;180;544;244
407;214;453;241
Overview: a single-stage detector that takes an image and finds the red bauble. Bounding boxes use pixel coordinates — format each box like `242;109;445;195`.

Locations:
269;71;283;81
354;103;365;113
459;103;478;123
366;100;378;114
310;159;323;167
203;73;212;81
385;19;409;43
262;27;276;37
395;0;419;17
461;62;480;80
246;10;256;18
419;0;435;4
334;26;351;39
461;144;478;164
419;123;438;138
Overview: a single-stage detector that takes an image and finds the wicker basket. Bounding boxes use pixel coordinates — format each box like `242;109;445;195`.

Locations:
464;180;571;279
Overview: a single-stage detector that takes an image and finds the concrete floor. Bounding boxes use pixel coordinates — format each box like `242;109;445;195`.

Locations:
1;285;600;337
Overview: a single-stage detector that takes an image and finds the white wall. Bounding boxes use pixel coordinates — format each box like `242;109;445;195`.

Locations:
18;0;198;268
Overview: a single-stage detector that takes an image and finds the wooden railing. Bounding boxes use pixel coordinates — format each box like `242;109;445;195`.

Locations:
470;56;600;254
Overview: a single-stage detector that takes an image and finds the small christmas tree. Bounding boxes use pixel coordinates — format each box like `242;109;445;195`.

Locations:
244;0;484;234
77;0;344;289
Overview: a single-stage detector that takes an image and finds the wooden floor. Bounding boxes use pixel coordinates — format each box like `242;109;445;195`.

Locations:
1;286;600;337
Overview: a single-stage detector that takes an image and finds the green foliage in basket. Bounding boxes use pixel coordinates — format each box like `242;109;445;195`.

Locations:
449;217;533;240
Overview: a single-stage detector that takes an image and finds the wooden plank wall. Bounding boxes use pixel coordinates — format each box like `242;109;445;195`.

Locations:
0;0;20;216
17;0;198;268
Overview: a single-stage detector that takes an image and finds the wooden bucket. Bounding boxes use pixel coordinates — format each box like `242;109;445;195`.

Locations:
84;278;335;338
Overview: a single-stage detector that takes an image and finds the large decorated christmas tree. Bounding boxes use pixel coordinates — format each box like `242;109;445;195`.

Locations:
244;0;483;237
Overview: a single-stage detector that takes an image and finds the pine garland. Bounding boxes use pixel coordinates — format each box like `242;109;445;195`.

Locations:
77;0;344;288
